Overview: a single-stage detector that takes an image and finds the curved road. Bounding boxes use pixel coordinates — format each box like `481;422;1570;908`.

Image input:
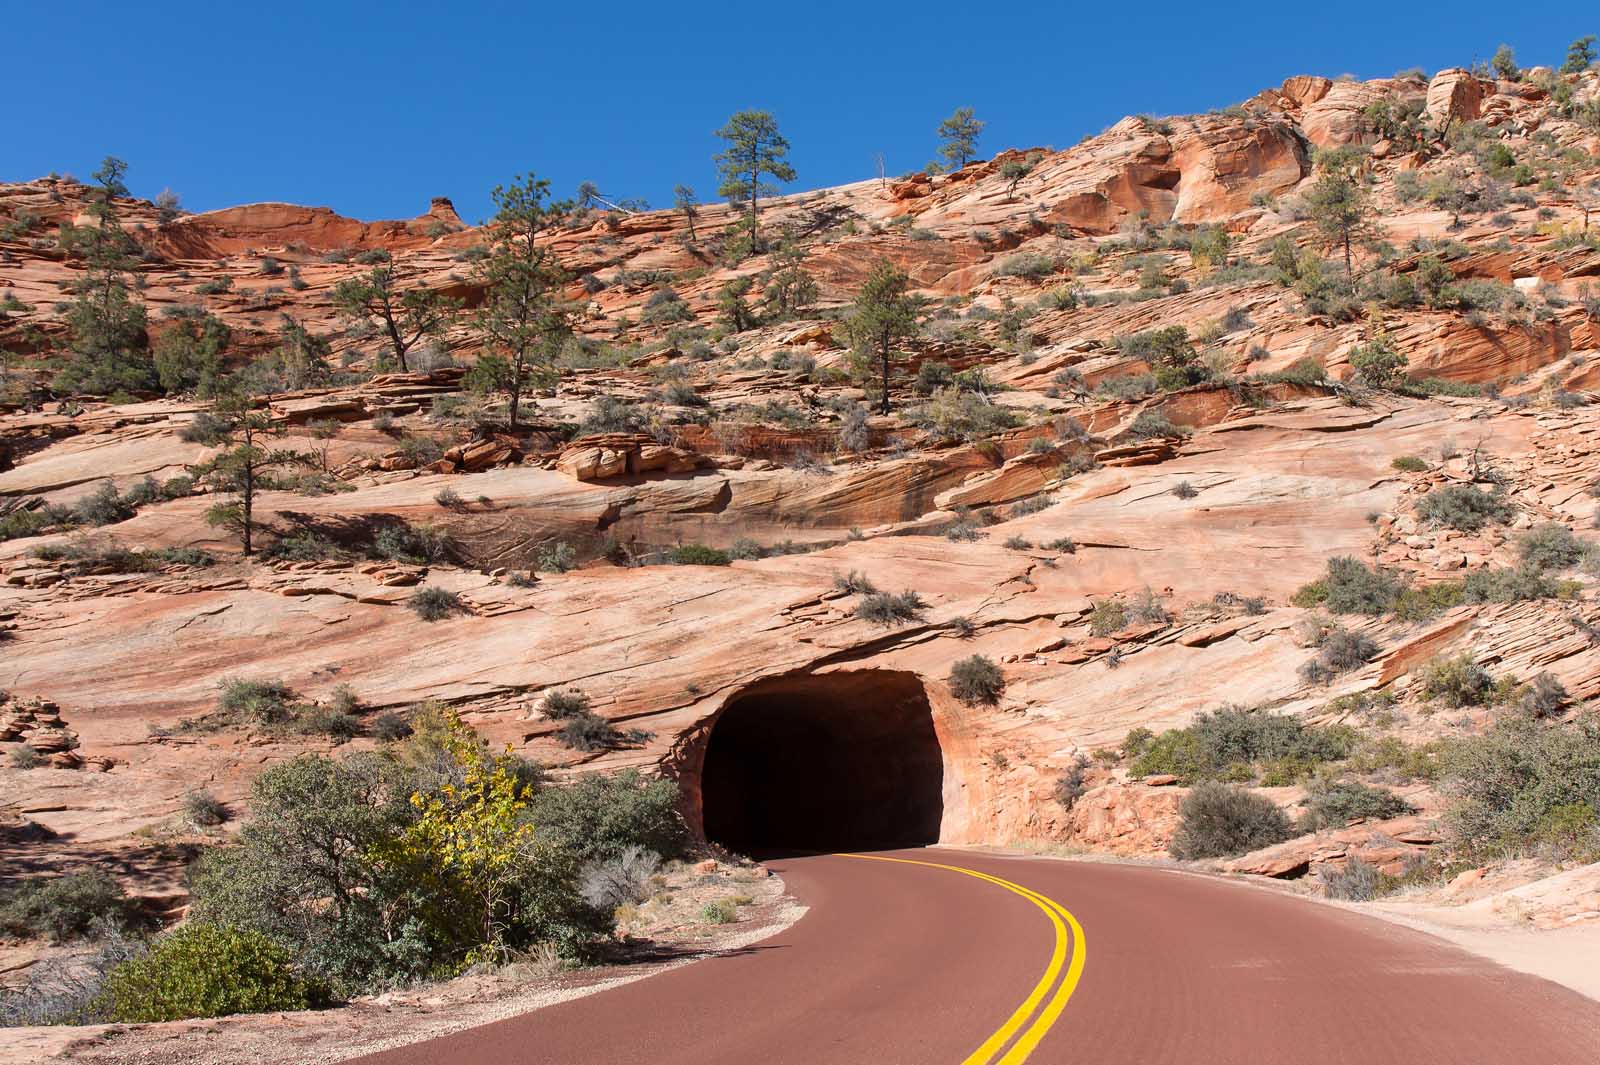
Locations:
349;849;1600;1064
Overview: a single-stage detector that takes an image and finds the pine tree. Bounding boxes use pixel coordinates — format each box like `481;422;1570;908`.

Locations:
1304;149;1381;281
1490;44;1519;81
53;156;154;396
999;158;1034;201
152;311;231;395
1561;35;1597;74
937;107;985;171
674;185;699;241
332;266;457;373
714;110;796;244
193;398;312;557
843;261;924;415
467;174;574;429
760;231;818;319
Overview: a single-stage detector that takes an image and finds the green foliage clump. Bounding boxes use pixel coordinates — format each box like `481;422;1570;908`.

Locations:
1088;599;1127;636
1416;484;1515;532
1391;455;1428;472
1516;522;1589;570
1292;556;1402;615
1169;783;1296;859
1130;706;1356;784
217;677;297;726
0;872;143;943
949;655;1005;705
1298;779;1414;831
1347;339;1407;390
1441;717;1600;858
98;923;318;1022
1417;653;1506;707
1119;326;1204;390
670;544;731;566
408;587;464;621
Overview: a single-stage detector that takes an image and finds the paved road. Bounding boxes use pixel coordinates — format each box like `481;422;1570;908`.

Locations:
348;849;1600;1064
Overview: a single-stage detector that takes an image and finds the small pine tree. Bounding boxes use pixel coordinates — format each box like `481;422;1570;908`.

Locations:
1561;35;1597;74
673;184;698;241
53;156;154;395
1305;149;1381;281
467;174;575;428
714;110;796;244
843;261;924;415
1490;44;1519;81
936;107;985;171
999;158;1034;201
760;230;818;319
192;399;313;556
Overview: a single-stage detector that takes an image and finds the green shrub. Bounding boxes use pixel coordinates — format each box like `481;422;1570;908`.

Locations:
670;544;731;566
1292;556;1402;615
1391;455;1427;472
832;570;878;595
542;689;592;720
1518;673;1569;720
948;655;1004;705
0;872;142;943
1299;779;1414;831
700;899;738;924
1460;565;1573;604
1088;599;1127;635
1169;783;1296;859
1441;717;1600;858
217;677;296;725
185;790;230;827
99;923;317;1022
556;711;623;751
298;707;363;743
370;712;412;742
408;587;464;621
1416;484;1515;532
529;769;688;864
1130;705;1355;784
1300;626;1380;683
1516;522;1588;570
1128;411;1187;439
371;522;451;564
1418;653;1498;707
1348;340;1408;390
1055;755;1092;810
854;590;927;626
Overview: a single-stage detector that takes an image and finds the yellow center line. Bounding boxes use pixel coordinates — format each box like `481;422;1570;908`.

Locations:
838;853;1086;1065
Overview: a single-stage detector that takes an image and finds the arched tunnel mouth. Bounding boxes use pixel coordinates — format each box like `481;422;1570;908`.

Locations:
697;670;945;855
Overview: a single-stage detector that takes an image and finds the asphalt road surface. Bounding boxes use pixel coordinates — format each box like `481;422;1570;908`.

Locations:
347;849;1600;1064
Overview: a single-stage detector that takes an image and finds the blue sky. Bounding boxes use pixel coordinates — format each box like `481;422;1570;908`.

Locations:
5;3;1593;223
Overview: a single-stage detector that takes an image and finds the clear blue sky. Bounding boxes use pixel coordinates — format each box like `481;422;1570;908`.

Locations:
5;3;1592;223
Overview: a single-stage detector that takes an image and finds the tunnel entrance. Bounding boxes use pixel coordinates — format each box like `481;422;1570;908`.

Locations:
698;670;945;854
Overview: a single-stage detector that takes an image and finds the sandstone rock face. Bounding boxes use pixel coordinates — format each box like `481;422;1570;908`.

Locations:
3;64;1600;959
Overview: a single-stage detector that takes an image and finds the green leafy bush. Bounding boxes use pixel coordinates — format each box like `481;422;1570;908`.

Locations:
1441;717;1600;858
1418;653;1500;707
1292;556;1402;615
98;923;318;1022
217;678;296;725
408;587;464;621
1516;522;1588;570
1088;600;1127;636
1299;779;1414;831
1130;706;1355;784
1169;783;1296;859
670;544;731;566
0;872;142;943
1390;455;1427;472
1416;484;1515;531
529;769;688;864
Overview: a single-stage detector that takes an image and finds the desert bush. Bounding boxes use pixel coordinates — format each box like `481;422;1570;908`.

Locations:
180;411;234;445
1391;455;1427;472
1169;783;1296;859
557;711;623;752
9;746;43;769
1088;599;1127;636
371;522;451;564
1300;626;1379;683
1516;522;1588;570
0;928;144;1026
530;770;687;864
537;541;577;573
1292;556;1402;615
1171;480;1199;499
0;872;142;944
433;486;464;510
298;707;363;743
577;846;661;912
1130;705;1355;784
908;388;1021;442
700;899;738;924
1299;779;1414;831
854;590;927;626
670;544;731;566
1128;411;1187;439
1416;484;1515;532
832;570;878;595
949;655;1004;705
408;587;464;621
1418;653;1498;707
98;922;318;1022
1055;755;1092;810
1518;672;1569;720
1441;717;1600;858
1318;860;1383;901
184;790;230;827
995;251;1055;279
217;678;296;726
72;482;135;526
370;713;413;742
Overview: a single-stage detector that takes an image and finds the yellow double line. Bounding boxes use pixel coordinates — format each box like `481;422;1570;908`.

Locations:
840;853;1086;1065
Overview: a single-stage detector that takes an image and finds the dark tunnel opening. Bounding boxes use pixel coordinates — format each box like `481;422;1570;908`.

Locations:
699;671;945;854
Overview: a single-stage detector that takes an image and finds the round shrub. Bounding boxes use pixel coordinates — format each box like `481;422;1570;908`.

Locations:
99;923;319;1022
1169;782;1295;860
949;655;1004;705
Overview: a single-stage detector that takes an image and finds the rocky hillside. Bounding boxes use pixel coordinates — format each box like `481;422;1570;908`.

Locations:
4;60;1600;992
